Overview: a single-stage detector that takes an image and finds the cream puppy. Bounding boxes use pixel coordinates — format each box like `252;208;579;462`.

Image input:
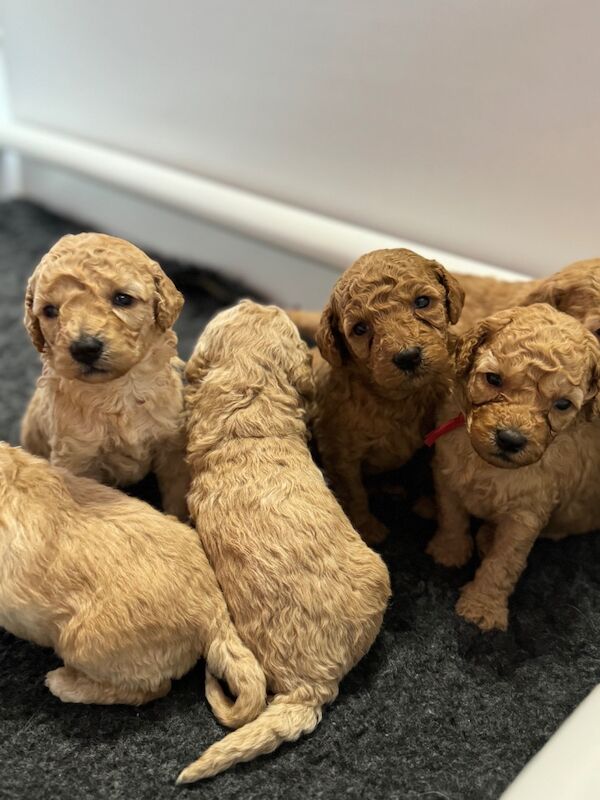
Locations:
427;305;600;631
179;300;391;781
21;233;188;518
0;442;266;782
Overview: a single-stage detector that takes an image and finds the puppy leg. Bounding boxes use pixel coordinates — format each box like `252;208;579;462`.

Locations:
475;522;495;558
21;391;51;459
456;513;542;632
426;475;472;567
154;440;190;521
46;666;171;705
326;457;388;545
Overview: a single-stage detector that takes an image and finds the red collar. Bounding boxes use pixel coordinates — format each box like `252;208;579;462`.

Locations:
424;414;465;447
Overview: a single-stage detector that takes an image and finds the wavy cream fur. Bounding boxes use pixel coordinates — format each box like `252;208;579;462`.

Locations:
21;233;188;518
0;443;266;782
427;304;600;631
180;300;391;782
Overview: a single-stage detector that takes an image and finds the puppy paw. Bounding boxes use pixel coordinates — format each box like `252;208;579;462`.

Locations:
426;532;473;568
45;667;83;703
412;495;437;521
357;515;389;545
456;583;508;632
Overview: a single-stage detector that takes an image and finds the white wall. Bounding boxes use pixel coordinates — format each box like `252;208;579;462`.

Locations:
2;0;599;277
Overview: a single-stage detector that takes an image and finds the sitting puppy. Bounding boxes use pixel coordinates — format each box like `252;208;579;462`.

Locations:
0;443;266;782
179;300;391;782
292;248;464;544
21;233;188;518
426;304;600;632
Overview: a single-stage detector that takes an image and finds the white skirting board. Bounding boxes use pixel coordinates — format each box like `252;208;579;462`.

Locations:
0;120;529;306
501;685;600;800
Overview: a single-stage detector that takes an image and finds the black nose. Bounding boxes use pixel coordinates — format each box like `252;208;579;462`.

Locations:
393;347;423;372
495;428;527;454
69;336;104;365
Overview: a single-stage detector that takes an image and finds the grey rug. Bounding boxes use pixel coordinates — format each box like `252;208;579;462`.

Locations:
1;200;599;800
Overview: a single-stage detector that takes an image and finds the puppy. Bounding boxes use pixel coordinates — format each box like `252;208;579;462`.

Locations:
426;304;600;631
455;257;600;334
297;248;464;544
180;300;391;782
0;443;266;782
21;233;189;518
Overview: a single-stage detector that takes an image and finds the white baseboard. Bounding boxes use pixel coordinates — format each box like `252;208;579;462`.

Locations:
0;119;529;306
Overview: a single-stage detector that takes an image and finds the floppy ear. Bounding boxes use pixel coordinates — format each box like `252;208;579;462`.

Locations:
455;315;506;378
522;276;567;311
583;342;600;418
431;261;465;324
315;299;347;367
24;273;45;353
151;261;184;330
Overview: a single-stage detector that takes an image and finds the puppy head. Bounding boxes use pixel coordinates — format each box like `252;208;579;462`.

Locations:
186;300;314;403
523;258;600;341
315;249;464;395
24;233;183;382
455;304;600;468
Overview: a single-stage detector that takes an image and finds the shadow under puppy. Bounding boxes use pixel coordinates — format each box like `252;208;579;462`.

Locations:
180;300;391;782
21;233;189;518
426;304;600;632
292;248;464;544
0;443;266;782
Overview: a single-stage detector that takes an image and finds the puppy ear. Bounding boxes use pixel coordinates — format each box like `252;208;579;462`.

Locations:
151;261;184;330
584;343;600;418
455;315;505;378
24;274;45;352
431;261;465;324
315;300;347;367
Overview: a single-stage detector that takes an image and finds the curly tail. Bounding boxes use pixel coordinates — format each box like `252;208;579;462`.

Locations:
285;309;321;340
177;687;333;783
204;623;267;730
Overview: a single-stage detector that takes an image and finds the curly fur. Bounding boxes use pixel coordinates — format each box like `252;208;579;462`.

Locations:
21;233;189;518
426;304;600;631
298;248;464;544
455;257;600;334
180;300;391;782
0;442;267;782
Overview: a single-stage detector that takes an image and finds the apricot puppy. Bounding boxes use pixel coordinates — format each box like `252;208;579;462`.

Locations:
426;304;600;631
297;248;464;544
180;300;391;781
21;233;188;518
0;443;266;782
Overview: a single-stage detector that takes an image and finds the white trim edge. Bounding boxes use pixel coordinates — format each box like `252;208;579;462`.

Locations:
0;120;528;281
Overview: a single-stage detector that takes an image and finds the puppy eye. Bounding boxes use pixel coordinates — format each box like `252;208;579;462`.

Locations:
113;293;134;307
414;296;430;309
42;304;59;319
486;372;503;387
554;398;572;411
352;321;369;336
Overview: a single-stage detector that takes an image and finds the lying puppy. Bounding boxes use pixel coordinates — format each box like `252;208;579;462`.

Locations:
426;304;600;631
180;300;391;782
455;257;600;334
0;443;266;782
291;248;464;544
21;233;189;518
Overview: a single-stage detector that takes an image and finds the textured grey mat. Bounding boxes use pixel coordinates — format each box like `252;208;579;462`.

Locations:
1;200;599;800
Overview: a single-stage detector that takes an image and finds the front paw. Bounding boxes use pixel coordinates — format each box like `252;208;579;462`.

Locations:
456;582;508;632
356;514;389;545
426;531;473;568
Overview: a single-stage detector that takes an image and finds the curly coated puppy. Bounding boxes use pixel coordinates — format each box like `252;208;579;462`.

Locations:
426;304;600;632
179;300;391;781
291;248;464;544
0;442;266;783
455;257;600;333
21;233;189;518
